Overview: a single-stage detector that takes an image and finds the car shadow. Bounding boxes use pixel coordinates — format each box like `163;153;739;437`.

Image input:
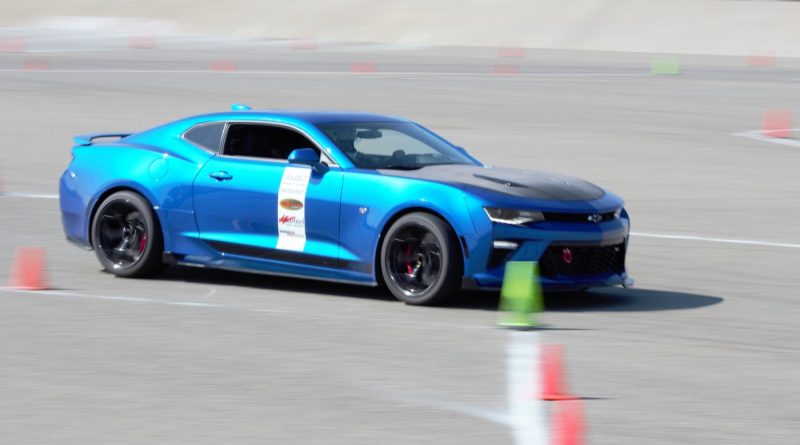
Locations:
156;266;395;302
451;287;723;312
157;266;723;312
545;288;724;312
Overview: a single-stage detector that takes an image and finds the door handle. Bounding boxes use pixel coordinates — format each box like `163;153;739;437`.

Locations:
209;171;233;181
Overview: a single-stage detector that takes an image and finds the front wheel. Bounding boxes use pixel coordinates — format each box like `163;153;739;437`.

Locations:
380;213;462;305
91;191;164;277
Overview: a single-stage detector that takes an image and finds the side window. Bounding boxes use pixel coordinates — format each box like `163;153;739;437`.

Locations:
223;124;318;160
184;123;225;151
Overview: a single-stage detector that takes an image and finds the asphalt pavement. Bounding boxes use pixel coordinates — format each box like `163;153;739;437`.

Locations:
1;37;799;444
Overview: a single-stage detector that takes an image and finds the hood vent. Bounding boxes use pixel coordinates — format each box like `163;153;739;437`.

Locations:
473;174;528;189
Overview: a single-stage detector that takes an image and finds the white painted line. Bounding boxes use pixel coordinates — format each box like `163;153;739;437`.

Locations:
19;48;146;53
317;43;430;52
507;331;548;445
171;301;228;308
732;129;800;148
0;287;490;331
373;388;511;426
0;68;647;78
1;288;158;304
0;192;59;199
631;231;800;249
251;308;296;314
7;45;427;55
0;287;237;308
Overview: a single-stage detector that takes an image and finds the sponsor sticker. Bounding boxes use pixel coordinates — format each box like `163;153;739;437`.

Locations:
279;215;297;224
276;167;311;251
280;198;304;210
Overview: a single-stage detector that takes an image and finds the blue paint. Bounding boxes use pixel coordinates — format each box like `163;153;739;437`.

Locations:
59;109;630;290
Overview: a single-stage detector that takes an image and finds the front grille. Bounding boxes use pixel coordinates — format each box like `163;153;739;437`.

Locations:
539;242;626;279
542;211;617;224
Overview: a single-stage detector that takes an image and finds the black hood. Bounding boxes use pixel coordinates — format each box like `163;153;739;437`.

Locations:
378;164;605;201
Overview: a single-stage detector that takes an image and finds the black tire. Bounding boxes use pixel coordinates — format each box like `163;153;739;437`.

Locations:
380;212;462;305
91;191;164;277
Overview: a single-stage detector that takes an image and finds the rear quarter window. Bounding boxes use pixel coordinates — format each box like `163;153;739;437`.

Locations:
184;123;225;151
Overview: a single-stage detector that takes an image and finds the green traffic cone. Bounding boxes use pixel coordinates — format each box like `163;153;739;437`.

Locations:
651;56;681;75
498;261;543;329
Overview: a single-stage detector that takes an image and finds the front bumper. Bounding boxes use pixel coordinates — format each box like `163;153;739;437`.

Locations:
462;271;629;291
464;216;631;290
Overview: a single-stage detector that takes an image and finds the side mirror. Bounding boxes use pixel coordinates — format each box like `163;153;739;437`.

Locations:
288;148;320;165
287;148;327;173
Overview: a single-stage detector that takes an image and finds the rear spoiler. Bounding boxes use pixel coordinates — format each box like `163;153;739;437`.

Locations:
73;132;133;146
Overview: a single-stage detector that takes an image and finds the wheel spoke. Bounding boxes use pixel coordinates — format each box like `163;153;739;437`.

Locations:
113;238;129;253
97;201;148;267
126;211;143;224
123;244;139;261
387;225;443;296
101;212;124;223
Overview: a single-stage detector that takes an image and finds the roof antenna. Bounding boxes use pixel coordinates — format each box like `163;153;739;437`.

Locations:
231;104;252;111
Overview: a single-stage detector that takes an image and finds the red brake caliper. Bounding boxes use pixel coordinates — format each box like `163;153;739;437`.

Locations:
406;243;413;274
138;232;148;253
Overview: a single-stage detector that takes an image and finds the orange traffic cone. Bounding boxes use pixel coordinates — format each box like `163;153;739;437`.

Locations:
130;35;157;49
209;59;238;72
550;400;585;445
351;62;377;73
290;36;319;50
0;38;25;53
492;64;519;75
497;46;525;58
762;110;792;139
8;247;48;290
747;54;776;67
22;57;49;71
540;344;577;401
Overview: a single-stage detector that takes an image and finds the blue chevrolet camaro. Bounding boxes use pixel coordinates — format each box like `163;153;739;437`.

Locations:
59;106;631;305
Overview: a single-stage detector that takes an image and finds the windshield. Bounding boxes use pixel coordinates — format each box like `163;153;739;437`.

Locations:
316;121;478;170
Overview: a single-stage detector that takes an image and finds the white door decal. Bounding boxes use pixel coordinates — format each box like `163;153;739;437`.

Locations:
276;166;311;251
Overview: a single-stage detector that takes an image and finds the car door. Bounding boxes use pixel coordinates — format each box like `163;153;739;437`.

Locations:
192;121;343;271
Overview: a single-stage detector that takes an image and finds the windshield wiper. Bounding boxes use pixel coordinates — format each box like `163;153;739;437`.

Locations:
381;165;424;170
379;161;469;170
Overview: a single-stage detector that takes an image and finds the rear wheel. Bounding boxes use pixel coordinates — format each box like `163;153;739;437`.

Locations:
380;213;462;305
91;191;164;277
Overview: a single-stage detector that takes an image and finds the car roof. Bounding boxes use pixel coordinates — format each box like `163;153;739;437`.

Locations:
185;110;409;125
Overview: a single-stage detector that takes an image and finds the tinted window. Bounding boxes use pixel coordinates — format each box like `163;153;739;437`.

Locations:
185;123;225;151
316;121;476;170
223;124;317;160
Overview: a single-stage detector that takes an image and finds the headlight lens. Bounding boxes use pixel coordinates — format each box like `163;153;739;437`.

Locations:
483;207;544;225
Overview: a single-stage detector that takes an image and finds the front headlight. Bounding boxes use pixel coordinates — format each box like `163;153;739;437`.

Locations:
483;207;544;225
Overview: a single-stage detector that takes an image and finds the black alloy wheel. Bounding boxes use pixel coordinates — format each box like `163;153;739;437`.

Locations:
91;191;164;277
380;213;461;305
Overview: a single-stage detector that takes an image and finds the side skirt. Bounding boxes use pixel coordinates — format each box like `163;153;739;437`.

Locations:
176;261;380;287
207;240;371;273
